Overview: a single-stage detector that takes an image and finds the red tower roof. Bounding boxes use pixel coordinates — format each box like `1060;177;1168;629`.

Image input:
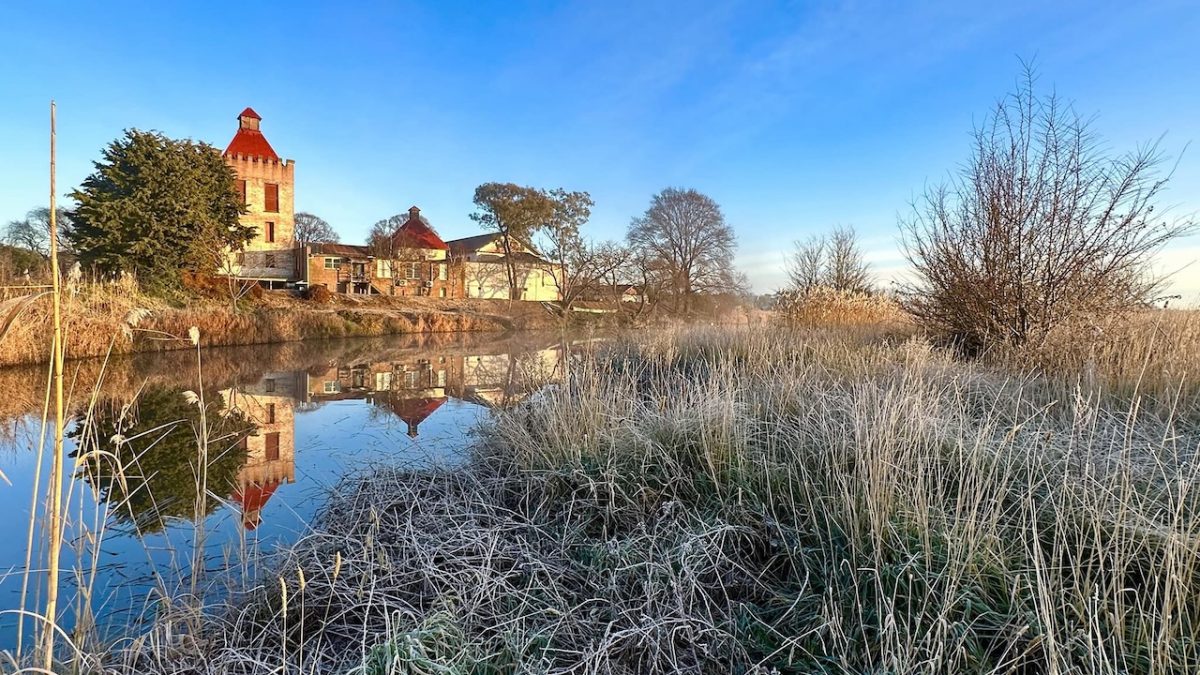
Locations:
232;480;281;530
224;108;279;160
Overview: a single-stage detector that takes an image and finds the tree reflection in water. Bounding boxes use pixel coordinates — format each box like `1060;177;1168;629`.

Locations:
70;386;256;535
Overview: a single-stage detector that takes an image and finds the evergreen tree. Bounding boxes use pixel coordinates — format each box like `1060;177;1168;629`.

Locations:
70;130;253;291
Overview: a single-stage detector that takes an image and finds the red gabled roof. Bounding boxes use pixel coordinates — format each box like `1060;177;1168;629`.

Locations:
392;217;450;251
388;396;446;425
239;107;262;120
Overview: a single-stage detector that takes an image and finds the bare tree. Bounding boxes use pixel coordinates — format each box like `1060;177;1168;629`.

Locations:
900;67;1193;351
561;240;630;311
626;188;739;315
787;235;825;290
5;207;73;259
294;212;339;245
622;246;665;319
787;226;871;293
217;251;259;312
534;188;595;311
367;214;411;290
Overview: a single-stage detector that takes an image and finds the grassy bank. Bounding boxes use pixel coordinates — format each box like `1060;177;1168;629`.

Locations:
79;325;1200;674
0;278;554;367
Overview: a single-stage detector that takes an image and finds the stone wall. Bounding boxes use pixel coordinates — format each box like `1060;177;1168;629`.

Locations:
226;154;297;281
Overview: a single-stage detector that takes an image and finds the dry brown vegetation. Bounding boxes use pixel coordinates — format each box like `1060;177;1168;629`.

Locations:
774;286;912;332
0;278;526;367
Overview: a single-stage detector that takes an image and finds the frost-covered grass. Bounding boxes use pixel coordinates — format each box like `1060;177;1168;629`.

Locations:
40;326;1200;674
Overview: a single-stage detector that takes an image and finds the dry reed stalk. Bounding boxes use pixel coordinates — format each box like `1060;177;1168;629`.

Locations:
40;100;68;671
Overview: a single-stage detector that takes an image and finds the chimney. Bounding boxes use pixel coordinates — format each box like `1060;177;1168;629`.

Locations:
408;205;421;223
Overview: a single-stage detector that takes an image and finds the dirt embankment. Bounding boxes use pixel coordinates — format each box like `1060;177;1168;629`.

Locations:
0;287;564;367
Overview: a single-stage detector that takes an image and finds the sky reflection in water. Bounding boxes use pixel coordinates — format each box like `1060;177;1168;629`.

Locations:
0;330;583;648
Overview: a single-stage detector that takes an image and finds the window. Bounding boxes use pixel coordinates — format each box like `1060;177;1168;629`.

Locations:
438;263;447;280
264;183;279;213
405;262;420;280
376;260;392;278
375;372;392;390
265;222;275;243
323;381;339;393
264;378;276;393
265;254;276;268
264;432;280;461
324;257;339;269
236;180;247;205
265;403;276;424
438;287;446;298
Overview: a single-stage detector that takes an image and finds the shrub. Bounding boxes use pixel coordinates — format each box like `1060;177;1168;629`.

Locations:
180;271;263;301
303;284;334;303
899;68;1192;353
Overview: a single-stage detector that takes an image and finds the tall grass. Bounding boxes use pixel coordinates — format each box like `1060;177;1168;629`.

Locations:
997;308;1200;410
58;326;1200;674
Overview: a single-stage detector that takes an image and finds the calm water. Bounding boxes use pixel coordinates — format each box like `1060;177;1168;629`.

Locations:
0;330;585;649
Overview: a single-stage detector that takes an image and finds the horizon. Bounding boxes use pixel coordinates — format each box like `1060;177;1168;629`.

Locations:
2;1;1198;300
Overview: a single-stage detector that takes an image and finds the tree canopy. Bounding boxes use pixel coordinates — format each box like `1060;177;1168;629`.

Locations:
470;183;556;300
69;130;253;290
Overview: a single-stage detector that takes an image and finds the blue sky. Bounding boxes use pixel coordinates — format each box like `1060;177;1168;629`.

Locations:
2;1;1198;297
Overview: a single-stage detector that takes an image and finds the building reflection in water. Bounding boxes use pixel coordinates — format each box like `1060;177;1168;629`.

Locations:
220;371;301;530
218;339;569;529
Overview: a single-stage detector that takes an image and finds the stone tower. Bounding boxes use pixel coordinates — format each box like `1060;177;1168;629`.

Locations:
223;108;297;285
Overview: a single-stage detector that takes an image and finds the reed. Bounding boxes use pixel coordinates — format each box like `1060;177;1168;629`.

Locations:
775;287;912;336
993;308;1200;409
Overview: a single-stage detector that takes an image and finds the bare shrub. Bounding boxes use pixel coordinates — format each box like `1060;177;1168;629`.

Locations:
900;68;1193;353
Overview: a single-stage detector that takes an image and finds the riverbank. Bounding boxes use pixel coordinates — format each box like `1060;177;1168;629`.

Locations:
0;277;570;367
82;326;1200;674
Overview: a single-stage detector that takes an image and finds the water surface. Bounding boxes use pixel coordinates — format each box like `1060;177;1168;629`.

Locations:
0;330;583;649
